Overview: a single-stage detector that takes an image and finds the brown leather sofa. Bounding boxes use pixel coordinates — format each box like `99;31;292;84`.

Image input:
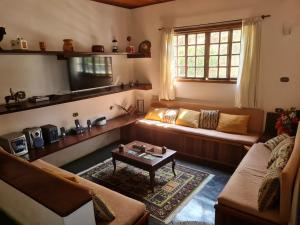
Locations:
122;99;264;170
215;124;300;225
0;147;149;225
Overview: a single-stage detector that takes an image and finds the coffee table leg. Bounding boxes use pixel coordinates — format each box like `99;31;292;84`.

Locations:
112;157;116;174
150;171;155;193
172;158;176;176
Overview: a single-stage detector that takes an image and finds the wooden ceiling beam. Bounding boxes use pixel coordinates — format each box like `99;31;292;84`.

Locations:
91;0;175;9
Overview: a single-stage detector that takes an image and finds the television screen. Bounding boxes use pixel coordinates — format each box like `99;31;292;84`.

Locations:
68;56;113;92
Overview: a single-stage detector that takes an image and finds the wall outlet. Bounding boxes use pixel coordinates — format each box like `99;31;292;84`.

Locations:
72;112;79;117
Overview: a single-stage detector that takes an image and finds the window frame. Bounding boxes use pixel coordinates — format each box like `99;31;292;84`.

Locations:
173;21;242;83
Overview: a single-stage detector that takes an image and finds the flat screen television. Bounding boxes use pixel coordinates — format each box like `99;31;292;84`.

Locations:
68;56;113;92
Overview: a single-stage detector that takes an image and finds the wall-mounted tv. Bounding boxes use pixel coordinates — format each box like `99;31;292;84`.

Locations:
68;56;113;92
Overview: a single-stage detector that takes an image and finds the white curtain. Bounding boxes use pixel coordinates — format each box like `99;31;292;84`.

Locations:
159;28;176;101
235;17;262;108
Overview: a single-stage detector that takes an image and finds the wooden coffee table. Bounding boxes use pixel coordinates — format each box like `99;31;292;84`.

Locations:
112;141;177;192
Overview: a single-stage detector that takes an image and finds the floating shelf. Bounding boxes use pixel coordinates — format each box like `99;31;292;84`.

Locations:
23;114;143;162
0;83;152;116
0;50;151;58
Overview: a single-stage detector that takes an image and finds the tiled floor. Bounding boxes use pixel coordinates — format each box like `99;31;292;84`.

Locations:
62;143;232;225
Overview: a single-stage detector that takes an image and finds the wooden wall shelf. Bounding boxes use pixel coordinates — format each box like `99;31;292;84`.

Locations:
0;83;152;116
0;50;151;59
23;114;142;161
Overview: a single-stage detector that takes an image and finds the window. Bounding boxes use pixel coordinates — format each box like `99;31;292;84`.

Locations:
173;21;242;82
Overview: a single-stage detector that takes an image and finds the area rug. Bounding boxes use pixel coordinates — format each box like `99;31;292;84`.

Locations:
168;221;213;225
79;158;214;224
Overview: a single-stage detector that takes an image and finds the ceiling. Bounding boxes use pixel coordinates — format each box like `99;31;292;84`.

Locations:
92;0;175;9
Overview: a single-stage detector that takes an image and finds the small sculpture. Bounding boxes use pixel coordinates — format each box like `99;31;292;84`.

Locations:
63;39;74;52
5;88;26;105
11;36;28;50
118;144;125;153
112;39;118;52
126;36;135;54
0;27;6;50
138;40;151;57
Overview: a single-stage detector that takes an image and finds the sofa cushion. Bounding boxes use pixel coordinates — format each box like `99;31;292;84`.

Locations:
151;99;264;134
31;159;146;225
264;133;290;151
145;108;167;122
268;137;295;170
258;168;281;211
138;119;260;145
218;143;281;223
216;113;250;134
199;110;219;129
176;108;200;128
162;109;179;124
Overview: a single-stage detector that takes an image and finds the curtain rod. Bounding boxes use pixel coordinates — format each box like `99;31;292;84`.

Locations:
158;14;271;31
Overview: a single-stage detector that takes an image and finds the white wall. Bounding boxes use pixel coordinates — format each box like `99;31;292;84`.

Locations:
132;0;300;111
0;0;300;156
0;0;136;134
0;0;138;159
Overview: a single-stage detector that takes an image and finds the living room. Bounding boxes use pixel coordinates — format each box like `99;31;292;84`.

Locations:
0;0;299;225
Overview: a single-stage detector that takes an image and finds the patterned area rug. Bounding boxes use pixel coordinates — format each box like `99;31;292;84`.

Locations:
79;158;213;224
168;221;213;225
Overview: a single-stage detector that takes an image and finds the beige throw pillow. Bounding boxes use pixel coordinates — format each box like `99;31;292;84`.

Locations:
145;108;167;122
216;113;250;134
175;108;200;128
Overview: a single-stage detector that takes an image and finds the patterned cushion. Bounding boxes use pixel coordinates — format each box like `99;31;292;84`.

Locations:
145;108;167;122
216;113;250;134
175;108;200;128
258;168;281;211
162;109;179;124
267;137;295;169
71;177;115;222
199;110;219;129
91;191;115;221
264;133;290;151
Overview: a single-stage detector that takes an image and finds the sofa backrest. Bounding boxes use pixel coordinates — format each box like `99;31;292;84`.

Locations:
151;99;264;134
0;147;95;225
280;123;300;223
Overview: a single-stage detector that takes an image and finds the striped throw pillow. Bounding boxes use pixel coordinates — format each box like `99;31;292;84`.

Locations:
258;168;281;211
264;133;290;151
163;109;179;124
199;110;219;129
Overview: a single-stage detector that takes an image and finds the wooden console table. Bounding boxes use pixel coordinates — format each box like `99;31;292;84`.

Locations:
23;114;142;162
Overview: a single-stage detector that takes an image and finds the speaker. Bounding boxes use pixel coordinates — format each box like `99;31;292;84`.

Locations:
0;132;28;156
41;124;59;144
23;127;44;149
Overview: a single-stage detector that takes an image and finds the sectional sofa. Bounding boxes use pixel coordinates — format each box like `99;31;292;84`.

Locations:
122;99;264;170
215;124;300;225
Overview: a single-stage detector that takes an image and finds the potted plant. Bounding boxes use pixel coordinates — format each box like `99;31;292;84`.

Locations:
275;107;299;136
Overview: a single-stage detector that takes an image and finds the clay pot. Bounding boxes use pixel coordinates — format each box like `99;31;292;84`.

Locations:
63;39;74;52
